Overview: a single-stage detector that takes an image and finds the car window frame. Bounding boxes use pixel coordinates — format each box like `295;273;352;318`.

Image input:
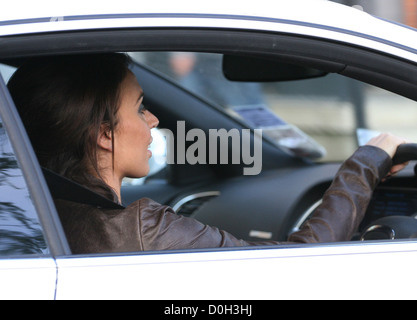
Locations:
2;28;417;99
0;74;71;256
2;27;417;258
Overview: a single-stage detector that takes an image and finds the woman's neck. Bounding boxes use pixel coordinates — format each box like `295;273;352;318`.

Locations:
94;168;121;203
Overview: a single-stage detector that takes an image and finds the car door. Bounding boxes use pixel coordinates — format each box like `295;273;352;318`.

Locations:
2;7;417;300
54;241;417;300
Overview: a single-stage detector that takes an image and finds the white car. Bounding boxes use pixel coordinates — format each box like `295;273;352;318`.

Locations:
1;0;417;300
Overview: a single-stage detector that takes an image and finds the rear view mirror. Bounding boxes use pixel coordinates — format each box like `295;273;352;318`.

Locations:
222;55;328;82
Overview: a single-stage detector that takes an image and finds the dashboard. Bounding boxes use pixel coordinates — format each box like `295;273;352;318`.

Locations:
361;187;417;230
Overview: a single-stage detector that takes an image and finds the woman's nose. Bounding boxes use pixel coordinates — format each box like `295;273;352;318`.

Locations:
147;111;159;129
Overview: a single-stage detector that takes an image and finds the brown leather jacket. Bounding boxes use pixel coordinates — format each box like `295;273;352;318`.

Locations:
55;146;392;254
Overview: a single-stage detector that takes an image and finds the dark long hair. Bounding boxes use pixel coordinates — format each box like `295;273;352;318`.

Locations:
8;53;132;199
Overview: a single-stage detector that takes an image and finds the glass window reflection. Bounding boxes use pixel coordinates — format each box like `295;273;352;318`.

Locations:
0;118;47;256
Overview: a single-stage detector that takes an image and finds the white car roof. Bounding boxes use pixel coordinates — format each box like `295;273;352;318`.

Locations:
1;0;417;61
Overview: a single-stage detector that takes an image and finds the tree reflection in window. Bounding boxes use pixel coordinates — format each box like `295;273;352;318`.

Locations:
0;122;47;255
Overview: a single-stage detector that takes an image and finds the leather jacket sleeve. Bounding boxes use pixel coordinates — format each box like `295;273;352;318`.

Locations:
56;145;393;254
287;145;392;243
138;145;392;250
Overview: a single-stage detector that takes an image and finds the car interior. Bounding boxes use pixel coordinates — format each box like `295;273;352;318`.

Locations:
2;28;417;251
123;49;417;242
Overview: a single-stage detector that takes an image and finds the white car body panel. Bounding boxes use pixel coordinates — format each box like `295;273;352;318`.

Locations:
1;0;417;62
0;258;56;299
2;17;417;64
56;241;417;299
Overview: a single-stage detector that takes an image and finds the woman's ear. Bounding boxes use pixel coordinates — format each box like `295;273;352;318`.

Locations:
97;124;113;151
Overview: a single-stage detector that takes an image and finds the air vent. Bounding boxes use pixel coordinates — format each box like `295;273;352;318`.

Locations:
172;191;220;217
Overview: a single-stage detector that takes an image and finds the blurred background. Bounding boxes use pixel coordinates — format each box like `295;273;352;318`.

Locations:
134;1;417;165
331;0;417;28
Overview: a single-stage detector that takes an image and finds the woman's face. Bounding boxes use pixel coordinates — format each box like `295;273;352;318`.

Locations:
113;71;159;179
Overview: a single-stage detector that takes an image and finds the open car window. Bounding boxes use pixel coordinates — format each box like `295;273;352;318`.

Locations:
3;50;417;256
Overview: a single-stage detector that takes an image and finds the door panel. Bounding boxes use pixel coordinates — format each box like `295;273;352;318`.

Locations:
0;258;56;299
55;241;417;299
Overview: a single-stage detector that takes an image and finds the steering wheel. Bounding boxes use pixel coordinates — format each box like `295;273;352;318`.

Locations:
361;143;417;240
392;143;417;165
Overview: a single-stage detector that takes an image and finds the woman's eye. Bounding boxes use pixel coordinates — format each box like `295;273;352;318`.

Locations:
139;104;147;114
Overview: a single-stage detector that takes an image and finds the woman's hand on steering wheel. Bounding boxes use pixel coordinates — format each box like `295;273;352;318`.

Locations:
366;133;410;180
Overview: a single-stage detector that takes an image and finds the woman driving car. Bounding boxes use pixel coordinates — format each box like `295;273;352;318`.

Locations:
7;53;409;253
